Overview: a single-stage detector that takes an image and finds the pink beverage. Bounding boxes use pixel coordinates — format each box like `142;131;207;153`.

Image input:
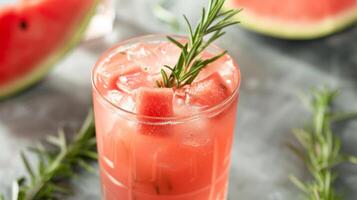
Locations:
92;35;241;200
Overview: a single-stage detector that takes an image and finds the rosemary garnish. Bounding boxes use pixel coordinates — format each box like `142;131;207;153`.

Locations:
156;0;241;88
2;111;96;200
289;88;357;200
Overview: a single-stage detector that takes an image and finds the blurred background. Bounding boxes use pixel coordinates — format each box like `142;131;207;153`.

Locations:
1;0;357;199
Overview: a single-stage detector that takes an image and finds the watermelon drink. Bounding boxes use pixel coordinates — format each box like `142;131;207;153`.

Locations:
92;35;240;200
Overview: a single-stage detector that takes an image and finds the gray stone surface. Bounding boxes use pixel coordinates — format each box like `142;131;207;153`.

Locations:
1;0;357;199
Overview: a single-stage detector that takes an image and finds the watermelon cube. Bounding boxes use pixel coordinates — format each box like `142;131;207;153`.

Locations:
136;87;174;135
187;72;231;107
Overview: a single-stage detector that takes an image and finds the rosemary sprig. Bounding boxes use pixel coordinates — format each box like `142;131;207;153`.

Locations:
289;88;357;200
2;111;97;200
157;0;241;88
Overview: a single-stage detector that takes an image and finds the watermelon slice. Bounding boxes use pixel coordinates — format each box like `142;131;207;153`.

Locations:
0;0;98;99
187;72;231;107
226;0;357;39
136;87;174;135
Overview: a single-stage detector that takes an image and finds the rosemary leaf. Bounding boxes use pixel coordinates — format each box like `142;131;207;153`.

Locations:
159;0;241;88
290;88;357;200
1;111;96;200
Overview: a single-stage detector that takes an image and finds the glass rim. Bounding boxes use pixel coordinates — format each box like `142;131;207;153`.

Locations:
91;34;241;123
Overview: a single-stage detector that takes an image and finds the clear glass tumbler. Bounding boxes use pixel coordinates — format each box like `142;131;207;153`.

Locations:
92;35;241;200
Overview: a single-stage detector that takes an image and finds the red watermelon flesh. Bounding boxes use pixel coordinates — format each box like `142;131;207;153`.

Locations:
0;0;98;98
227;0;357;39
186;72;231;107
136;87;174;118
136;87;174;135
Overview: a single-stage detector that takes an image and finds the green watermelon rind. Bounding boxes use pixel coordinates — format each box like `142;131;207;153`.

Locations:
225;1;357;40
0;0;100;100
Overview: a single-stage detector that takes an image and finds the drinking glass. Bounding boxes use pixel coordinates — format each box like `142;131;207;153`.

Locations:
92;35;241;200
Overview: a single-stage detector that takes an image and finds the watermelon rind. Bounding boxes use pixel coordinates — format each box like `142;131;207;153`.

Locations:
226;1;357;40
0;0;99;100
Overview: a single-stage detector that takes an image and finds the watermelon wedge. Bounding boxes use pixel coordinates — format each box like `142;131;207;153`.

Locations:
0;0;98;99
226;0;357;39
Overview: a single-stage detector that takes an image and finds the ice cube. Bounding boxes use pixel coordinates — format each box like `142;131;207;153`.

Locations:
126;43;163;75
105;90;124;106
120;95;136;112
105;90;135;112
116;66;154;94
173;91;205;116
95;52;138;89
126;42;181;76
155;41;181;67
